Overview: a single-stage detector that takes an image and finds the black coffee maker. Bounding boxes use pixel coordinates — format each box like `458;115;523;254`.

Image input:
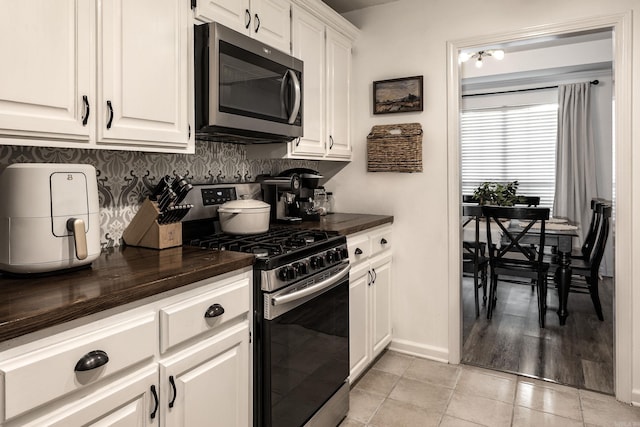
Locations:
258;168;323;222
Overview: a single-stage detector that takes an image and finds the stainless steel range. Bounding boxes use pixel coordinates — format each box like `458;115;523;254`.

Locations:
181;183;350;427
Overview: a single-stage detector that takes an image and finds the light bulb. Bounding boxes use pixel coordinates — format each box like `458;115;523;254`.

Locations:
492;49;505;60
459;52;471;63
475;58;483;68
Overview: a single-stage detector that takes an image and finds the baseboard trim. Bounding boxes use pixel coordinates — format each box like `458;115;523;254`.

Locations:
631;388;640;407
388;338;449;363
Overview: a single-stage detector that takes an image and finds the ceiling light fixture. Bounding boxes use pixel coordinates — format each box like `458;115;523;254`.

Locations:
459;49;505;68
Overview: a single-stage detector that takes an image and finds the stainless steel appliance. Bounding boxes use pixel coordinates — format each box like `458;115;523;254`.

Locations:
181;183;350;427
194;22;303;143
0;163;101;274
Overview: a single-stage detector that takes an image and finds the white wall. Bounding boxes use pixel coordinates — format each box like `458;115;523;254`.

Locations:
323;0;638;402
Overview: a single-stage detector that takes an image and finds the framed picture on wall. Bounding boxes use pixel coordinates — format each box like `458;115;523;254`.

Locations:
373;75;423;114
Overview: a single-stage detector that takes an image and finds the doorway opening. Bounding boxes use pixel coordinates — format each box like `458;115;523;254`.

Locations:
446;13;632;402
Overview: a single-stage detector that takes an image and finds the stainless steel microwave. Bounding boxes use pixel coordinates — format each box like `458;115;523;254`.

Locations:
194;22;303;143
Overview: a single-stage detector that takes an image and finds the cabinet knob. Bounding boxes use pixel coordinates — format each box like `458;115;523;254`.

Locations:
74;350;109;372
204;303;225;318
380;238;388;245
355;248;363;255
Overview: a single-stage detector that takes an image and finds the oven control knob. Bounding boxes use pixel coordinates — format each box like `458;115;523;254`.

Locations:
340;247;349;260
278;266;296;281
310;255;325;269
327;249;340;263
294;262;309;275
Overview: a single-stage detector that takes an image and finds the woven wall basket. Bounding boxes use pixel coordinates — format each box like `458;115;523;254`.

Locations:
367;123;423;173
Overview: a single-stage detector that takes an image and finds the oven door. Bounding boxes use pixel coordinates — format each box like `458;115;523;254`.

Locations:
262;262;350;427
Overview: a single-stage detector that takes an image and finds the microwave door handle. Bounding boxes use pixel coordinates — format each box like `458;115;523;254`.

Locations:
281;69;301;124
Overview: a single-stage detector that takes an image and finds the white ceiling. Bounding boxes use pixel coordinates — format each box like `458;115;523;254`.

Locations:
321;0;397;13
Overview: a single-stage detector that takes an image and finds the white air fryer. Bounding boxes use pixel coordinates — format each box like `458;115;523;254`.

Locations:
0;163;101;274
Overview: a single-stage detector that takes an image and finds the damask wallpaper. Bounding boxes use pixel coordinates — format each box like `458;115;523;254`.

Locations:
0;141;317;248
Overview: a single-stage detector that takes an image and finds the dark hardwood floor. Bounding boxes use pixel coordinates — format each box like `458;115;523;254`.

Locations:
462;275;614;394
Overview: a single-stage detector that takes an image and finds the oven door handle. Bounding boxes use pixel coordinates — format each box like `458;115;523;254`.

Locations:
271;264;350;306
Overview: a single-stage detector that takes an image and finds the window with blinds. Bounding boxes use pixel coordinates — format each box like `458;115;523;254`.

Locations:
460;103;559;208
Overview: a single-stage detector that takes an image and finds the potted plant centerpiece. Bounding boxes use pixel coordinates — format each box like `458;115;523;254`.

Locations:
473;181;520;206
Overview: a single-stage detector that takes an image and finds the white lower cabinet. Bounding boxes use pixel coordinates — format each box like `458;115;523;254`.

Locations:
347;225;393;382
159;323;249;427
0;268;252;427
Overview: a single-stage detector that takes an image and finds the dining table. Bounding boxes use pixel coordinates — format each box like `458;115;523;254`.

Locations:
463;213;579;325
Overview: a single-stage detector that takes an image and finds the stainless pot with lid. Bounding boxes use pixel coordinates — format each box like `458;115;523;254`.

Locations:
218;199;271;234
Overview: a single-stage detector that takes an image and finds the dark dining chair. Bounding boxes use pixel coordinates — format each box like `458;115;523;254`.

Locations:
462;205;489;317
515;196;541;207
568;203;612;321
571;198;605;262
482;206;550;328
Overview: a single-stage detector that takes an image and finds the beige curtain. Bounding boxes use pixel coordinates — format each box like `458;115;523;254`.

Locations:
553;82;597;247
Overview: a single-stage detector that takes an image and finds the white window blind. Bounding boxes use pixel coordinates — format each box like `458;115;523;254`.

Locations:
460;104;558;208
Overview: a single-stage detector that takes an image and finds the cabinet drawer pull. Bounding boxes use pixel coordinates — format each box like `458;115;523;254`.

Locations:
74;350;109;372
204;303;225;318
372;268;377;284
245;9;251;29
82;95;90;126
106;100;114;129
367;270;373;286
150;385;159;419
329;135;334;149
380;238;388;245
254;14;260;32
169;375;177;408
355;248;363;255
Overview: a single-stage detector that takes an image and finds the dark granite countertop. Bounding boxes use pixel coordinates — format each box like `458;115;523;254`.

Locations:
0;246;255;343
0;213;391;344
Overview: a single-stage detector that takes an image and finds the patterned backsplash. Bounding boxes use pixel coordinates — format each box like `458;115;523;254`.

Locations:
0;141;317;248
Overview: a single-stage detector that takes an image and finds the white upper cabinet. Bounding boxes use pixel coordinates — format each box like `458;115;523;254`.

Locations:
325;27;352;159
290;5;326;156
0;0;94;144
99;0;191;150
194;0;291;53
0;0;193;153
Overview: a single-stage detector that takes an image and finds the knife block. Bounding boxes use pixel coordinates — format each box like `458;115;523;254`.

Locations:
123;198;182;249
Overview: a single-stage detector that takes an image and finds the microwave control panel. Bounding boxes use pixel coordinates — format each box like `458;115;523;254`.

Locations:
201;187;236;206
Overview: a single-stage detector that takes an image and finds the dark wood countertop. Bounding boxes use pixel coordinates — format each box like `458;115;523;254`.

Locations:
0;246;255;343
290;213;394;235
0;213;391;344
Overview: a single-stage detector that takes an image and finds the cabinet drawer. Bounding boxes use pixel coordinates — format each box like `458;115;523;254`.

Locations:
0;312;156;421
159;275;251;353
347;234;370;264
370;226;392;255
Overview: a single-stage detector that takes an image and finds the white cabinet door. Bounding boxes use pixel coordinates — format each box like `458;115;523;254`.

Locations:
0;0;94;143
99;0;190;149
325;27;352;159
6;366;158;427
371;253;392;357
291;5;326;157
251;0;291;53
349;262;370;382
194;0;250;30
160;323;250;427
195;0;290;53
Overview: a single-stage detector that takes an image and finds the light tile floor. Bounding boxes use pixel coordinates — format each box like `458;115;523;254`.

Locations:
342;350;640;427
